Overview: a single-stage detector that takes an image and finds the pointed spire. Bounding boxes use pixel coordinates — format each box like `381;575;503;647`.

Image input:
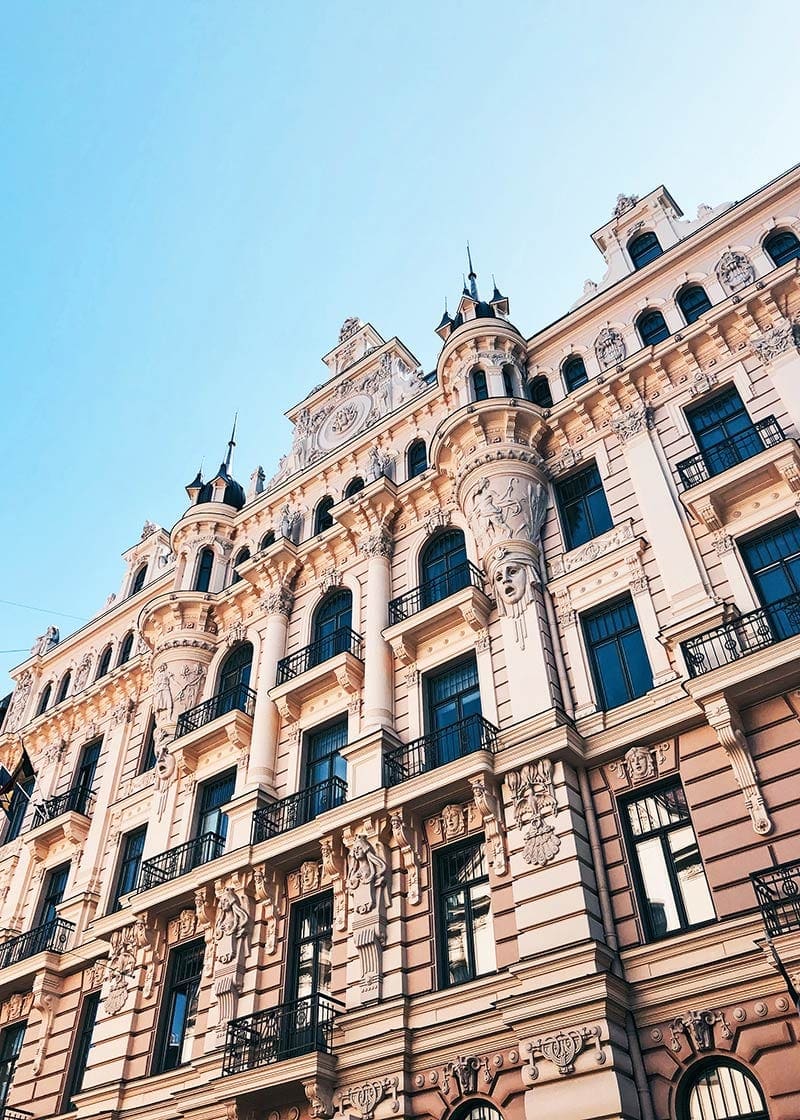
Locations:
467;242;479;301
224;413;238;473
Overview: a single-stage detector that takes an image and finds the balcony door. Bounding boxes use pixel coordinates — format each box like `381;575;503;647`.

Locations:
73;739;101;815
36;863;70;926
686;387;760;477
0;1021;25;1113
311;590;353;664
196;769;236;844
425;658;482;764
740;519;800;640
419;530;468;608
285;892;333;1057
303;721;347;823
218;642;253;713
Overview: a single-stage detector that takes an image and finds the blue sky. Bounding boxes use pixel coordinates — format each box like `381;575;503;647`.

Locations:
2;1;799;689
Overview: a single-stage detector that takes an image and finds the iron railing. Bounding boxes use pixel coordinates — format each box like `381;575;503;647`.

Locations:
251;777;347;844
0;918;74;970
681;591;800;676
31;785;95;828
223;993;340;1075
751;860;800;937
388;561;484;624
676;416;784;489
137;831;225;892
384;713;499;787
2;1109;34;1120
276;627;363;685
175;683;256;738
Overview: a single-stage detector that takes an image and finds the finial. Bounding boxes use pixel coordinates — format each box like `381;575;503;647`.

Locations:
224;414;238;472
466;242;478;300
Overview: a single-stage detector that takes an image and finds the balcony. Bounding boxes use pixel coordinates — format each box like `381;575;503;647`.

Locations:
276;628;362;685
2;1109;33;1120
751;860;800;937
681;592;800;677
383;713;499;787
223;993;339;1076
383;567;491;665
676;417;785;490
137;831;225;892
270;628;364;723
31;785;94;828
388;561;484;624
252;777;347;844
0;918;74;970
175;683;256;739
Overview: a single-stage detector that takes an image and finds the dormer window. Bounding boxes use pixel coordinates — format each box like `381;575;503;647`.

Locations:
637;308;670;347
129;563;147;597
764;228;800;268
562;355;589;392
628;231;663;270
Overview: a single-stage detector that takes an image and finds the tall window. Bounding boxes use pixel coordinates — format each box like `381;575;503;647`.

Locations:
0;1021;26;1113
117;631;134;666
562;354;588;392
436;836;495;987
501;365;515;396
154;939;204;1073
471;369;488;401
231;547;250;584
764;228;800;268
527;375;553;407
582;595;652;710
637;308;670;346
419;530;469;608
314;496;335;535
555;462;613;550
95;646;113;681
196;769;236;844
304;720;347;822
64;991;100;1110
628;230;662;269
686;386;760;478
129;563;147;596
36;863;70;925
285;893;333;1057
311;589;353;663
740;518;800;639
219;642;253;696
110;827;147;911
3;772;34;844
678;1059;768;1120
425;657;482;761
344;477;365;498
260;529;276;550
677;284;712;324
139;715;157;773
36;683;52;716
74;739;101;811
406;439;428;479
623;781;714;941
195;547;214;593
56;670;72;705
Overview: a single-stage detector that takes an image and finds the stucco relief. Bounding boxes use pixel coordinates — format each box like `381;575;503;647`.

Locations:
549;520;636;577
344;827;389;1003
594;326;626;368
210;883;250;1043
612;404;653;442
506;760;560;867
669;1008;732;1052
716;249;755;292
466;475;548;558
469;775;507;876
610;743;668;786
4;671;32;732
490;547;540;649
750;319;800;364
389;809;422;906
612;193;639;219
523;1025;604;1080
31;626;60;657
253;866;283;954
335;1076;399;1120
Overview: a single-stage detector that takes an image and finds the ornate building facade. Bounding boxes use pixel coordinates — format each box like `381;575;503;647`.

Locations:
1;166;800;1120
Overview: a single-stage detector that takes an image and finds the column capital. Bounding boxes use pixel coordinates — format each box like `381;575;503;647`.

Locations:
358;529;394;559
259;585;294;617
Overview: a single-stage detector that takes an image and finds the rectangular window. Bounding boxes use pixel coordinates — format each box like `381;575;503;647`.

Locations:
64;991;100;1110
424;657;483;764
74;739;102;814
110;827;147;912
739;518;800;640
0;1021;25;1111
555;462;613;551
582;595;653;710
686;386;760;477
435;836;495;988
153;939;204;1073
2;773;34;844
196;769;236;843
139;715;157;773
622;781;715;941
36;863;70;926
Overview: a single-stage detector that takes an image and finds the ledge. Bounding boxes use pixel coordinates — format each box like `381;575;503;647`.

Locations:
382;584;492;664
680;437;800;531
684;630;800;705
23;809;91;863
268;650;364;722
172;705;254;771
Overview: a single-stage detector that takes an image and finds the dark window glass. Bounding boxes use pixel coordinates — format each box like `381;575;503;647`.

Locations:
0;1021;26;1111
154;940;205;1073
582;595;652;710
117;632;135;667
140;715;157;773
425;657;482;762
677;284;712;324
95;646;113;681
56;671;72;704
686;386;760;477
419;529;469;607
36;684;52;716
451;1107;503;1120
406;439;428;479
311;589;353;662
260;529;275;550
555;462;613;550
764;228;800;268
64;992;100;1110
36;863;70;925
305;719;348;795
110;826;146;911
195;547;214;593
231;547;250;584
3;774;34;843
637;309;670;346
130;564;147;596
740;518;800;639
527;375;553;407
502;366;514;396
628;230;662;269
287;892;333;1001
679;1059;768;1120
314;496;335;535
624;782;715;941
436;836;495;987
344;477;365;498
219;642;253;694
196;769;235;843
472;369;488;401
75;740;101;803
563;355;588;392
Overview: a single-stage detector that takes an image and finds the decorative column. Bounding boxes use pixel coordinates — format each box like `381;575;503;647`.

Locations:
247;586;293;790
359;530;394;730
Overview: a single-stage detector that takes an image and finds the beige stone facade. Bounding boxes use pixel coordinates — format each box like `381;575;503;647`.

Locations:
1;167;800;1120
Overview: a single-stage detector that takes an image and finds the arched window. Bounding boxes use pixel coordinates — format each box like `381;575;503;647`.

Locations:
260;530;275;551
451;1105;503;1120
472;368;488;401
344;477;365;499
96;646;113;681
36;683;52;716
764;228;800;268
628;230;663;270
419;529;469;607
314;496;335;535
117;631;135;666
195;547;214;593
562;355;589;392
678;1059;768;1120
526;375;553;408
312;589;354;663
637;308;670;347
678;284;712;324
406;439;428;479
129;563;147;597
231;547;251;584
56;671;72;705
501;365;515;396
219;642;253;699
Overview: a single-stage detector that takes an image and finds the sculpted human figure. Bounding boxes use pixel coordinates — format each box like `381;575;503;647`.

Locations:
153;664;174;721
213;888;249;965
346;835;386;915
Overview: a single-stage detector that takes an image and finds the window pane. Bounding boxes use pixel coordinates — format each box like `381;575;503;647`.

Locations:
619;629;654;700
443;888;471;984
469;881;496;977
669;826;715;925
592;641;630;709
634;836;681;936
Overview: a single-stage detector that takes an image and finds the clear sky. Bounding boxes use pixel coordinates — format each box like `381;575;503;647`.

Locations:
2;1;799;690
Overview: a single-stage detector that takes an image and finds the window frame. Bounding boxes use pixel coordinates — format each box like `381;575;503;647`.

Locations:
63;991;100;1110
36;683;52;716
129;563;148;597
314;496;335;535
117;631;135;667
152;938;205;1074
406;439;428;479
554;461;613;551
194;547;215;593
471;368;488;401
109;825;147;912
677;283;712;325
763;227;800;268
527;375;553;408
434;834;495;989
581;594;653;710
627;230;663;270
0;1019;26;1112
195;768;236;843
562;354;589;393
636;308;670;347
36;862;70;926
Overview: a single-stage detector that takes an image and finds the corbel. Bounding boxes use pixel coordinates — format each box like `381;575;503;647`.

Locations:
388;807;423;905
469;775;508;876
320;835;347;931
31;971;61;1076
703;693;773;835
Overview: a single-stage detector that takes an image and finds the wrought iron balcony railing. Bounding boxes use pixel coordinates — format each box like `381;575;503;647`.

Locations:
223;993;340;1075
751;860;800;937
676;416;784;489
175;683;256;738
30;785;95;829
383;713;499;787
681;591;800;676
276;627;363;686
0;918;74;970
2;1108;34;1120
387;561;485;625
251;777;347;844
137;831;225;892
